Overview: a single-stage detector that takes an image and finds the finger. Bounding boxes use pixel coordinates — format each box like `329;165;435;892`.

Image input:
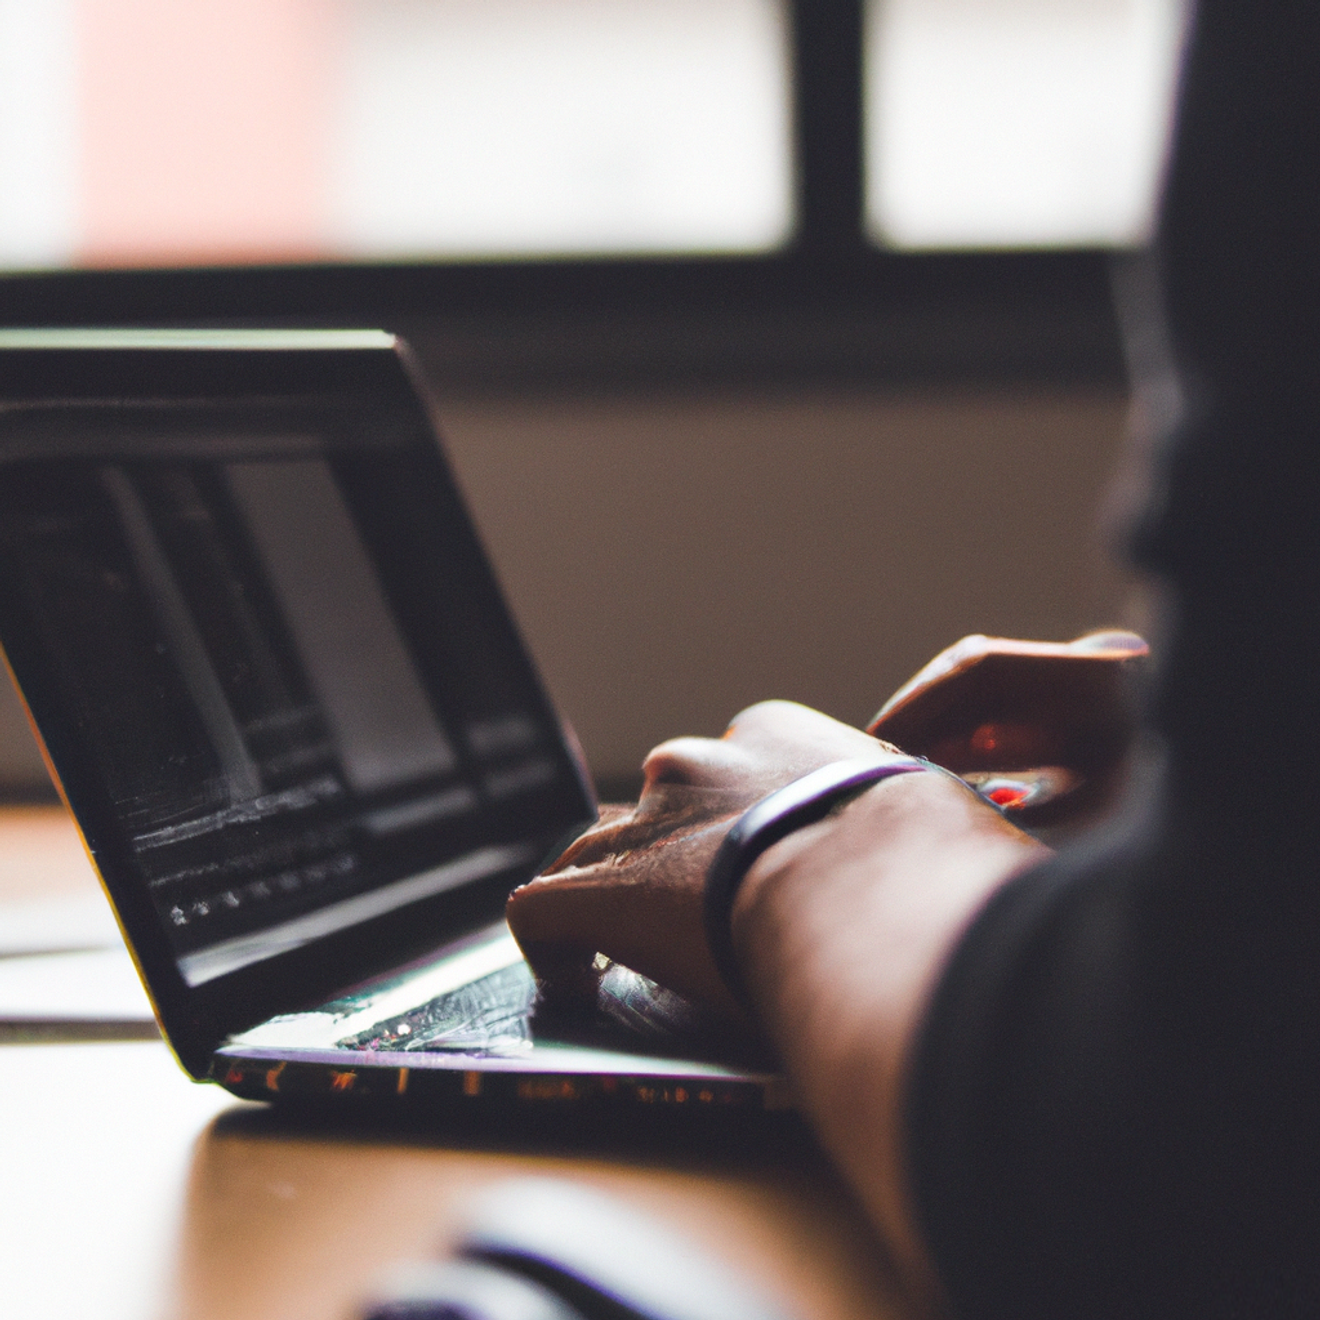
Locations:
507;823;747;1019
508;860;697;1004
1069;629;1148;655
507;869;617;1002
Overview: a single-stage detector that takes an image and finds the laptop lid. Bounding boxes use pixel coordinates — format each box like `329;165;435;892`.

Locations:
0;329;595;1077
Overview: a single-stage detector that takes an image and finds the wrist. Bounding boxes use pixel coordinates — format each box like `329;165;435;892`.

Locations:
730;767;1049;1016
704;757;928;1006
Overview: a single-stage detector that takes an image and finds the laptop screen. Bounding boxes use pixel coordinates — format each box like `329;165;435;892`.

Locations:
0;368;590;999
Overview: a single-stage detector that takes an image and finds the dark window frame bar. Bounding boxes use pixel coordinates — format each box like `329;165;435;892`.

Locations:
0;0;1125;391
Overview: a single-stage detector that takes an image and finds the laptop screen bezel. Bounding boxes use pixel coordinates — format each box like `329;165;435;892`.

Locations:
0;332;595;1077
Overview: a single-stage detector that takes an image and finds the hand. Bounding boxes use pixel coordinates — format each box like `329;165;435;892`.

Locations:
505;701;904;1019
869;631;1148;834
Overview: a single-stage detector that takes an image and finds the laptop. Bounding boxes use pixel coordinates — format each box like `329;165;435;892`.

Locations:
0;329;780;1110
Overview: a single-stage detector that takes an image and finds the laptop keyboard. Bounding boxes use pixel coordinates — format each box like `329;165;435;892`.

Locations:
331;958;775;1069
337;962;536;1056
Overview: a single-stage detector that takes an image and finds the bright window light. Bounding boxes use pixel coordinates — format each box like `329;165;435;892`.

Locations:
329;0;793;259
866;0;1188;250
0;0;78;269
0;0;792;270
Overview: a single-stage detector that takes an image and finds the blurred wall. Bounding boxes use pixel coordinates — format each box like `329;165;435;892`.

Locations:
0;384;1134;796
440;384;1133;789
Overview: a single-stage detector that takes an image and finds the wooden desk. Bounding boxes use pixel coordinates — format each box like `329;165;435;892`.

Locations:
0;808;910;1320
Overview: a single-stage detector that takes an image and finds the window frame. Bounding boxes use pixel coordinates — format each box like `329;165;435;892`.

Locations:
0;0;1125;390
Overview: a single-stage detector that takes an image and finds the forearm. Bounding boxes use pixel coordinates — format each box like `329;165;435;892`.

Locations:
731;770;1049;1307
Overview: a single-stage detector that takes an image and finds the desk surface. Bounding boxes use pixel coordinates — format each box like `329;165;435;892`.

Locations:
0;807;910;1320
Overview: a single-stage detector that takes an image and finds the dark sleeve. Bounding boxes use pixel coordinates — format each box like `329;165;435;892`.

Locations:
907;809;1320;1319
904;3;1320;1314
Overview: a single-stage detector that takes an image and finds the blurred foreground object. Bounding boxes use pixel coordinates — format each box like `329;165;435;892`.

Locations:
363;1177;794;1320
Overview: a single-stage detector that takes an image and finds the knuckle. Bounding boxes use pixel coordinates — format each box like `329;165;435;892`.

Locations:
642;736;719;783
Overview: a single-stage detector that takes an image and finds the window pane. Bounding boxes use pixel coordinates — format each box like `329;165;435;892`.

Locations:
0;0;792;270
866;0;1188;249
329;0;792;259
0;0;78;269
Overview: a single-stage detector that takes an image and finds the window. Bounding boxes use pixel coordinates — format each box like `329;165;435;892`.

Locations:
866;0;1187;249
0;1;1189;385
0;0;791;269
